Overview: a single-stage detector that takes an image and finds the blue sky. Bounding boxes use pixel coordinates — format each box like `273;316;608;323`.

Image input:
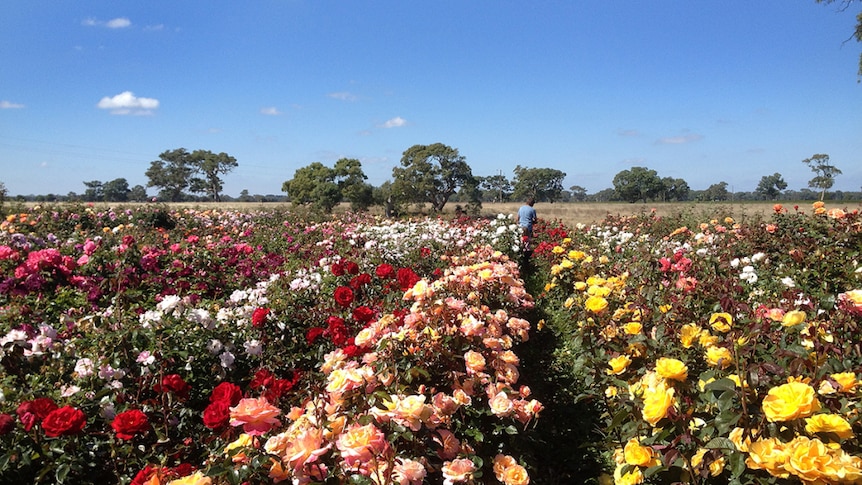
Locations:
1;1;860;197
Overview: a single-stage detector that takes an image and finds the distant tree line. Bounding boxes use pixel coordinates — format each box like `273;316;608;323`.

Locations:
3;146;858;208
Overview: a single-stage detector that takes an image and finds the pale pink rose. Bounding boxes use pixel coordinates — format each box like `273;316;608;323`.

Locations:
463;350;486;374
393;458;427;485
280;426;330;471
495;362;520;384
432;392;460;415
336;423;389;469
489;391;515;417
442;458;476;484
229;397;282;436
459;315;485;337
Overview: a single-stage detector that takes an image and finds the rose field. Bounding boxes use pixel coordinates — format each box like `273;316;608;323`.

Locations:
1;202;861;484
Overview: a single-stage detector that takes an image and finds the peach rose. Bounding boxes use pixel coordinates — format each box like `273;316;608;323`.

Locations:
336;422;388;469
463;350;486;374
229;397;282;436
441;458;475;484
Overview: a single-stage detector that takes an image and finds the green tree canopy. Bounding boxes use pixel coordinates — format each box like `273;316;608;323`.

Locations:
102;178;130;202
755;173;788;200
477;174;513;202
282;158;372;213
190;150;237;202
569;185;588;202
612;166;663;203
699;181;730;201
803;153;842;200
146;148;196;202
660;177;691;201
511;166;567;202
391;143;475;211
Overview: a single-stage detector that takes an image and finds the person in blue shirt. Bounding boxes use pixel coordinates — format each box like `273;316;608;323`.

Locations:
518;197;537;253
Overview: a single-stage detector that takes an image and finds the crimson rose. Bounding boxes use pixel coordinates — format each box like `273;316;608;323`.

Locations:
202;401;230;429
155;374;191;398
111;409;150;440
334;286;354;307
42;405;86;437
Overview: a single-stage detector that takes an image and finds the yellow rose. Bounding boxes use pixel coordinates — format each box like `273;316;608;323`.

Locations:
785;436;833;483
551;245;565;254
745;438;789;478
709;312;733;333
679;323;701;349
587;285;611;297
585;295;609;314
641;385;675;427
830;372;858;393
623;438;660;467
499;463;530;485
705;346;733;369
622;322;642;335
762;381;821;422
690;448;725;477
614;466;644;485
805;414;854;440
782;310;806;327
607;355;632;375
698;332;719;348
626;342;647;358
568;249;585;260
728;427;752;452
655;357;688;382
167;471;212;485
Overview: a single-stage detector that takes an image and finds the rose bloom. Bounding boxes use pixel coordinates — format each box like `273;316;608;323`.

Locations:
614;466;644;485
210;381;243;406
156;374;191;399
463;350;486;374
229;397;282;436
489;391;515;417
823;372;858;394
762;381;821;422
785;436;833;483
622;321;642;335
203;401;231;429
679;323;701;349
805;414;854;440
585;295;608;314
705;346;733;369
781;310;806;327
744;438;788;477
112;409;150;440
607;355;632;375
623;438;660;467
709;312;732;333
251;307;269;327
336;422;389;469
42;405;87;437
655;357;688;382
493;454;518;480
333;285;355;307
392;458;427;485
266;425;330;472
838;289;862;315
441;458;476;484
641;384;675;427
166;471;212;485
0;413;15;435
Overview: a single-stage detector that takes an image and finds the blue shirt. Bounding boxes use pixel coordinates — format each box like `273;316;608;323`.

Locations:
518;204;537;229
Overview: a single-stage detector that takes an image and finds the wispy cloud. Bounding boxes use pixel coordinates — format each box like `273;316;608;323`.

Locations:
380;116;407;128
656;134;703;145
260;107;282;116
0;100;25;109
617;129;641;137
82;17;132;29
328;92;358;102
97;91;159;115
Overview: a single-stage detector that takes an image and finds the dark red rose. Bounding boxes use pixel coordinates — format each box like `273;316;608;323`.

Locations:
42;405;86;437
331;262;345;276
306;327;325;345
352;305;375;324
326;316;350;347
250;368;275;389
334;286;354;307
375;263;395;279
111;409;149;440
0;413;14;435
396;268;421;291
202;401;230;429
210;382;242;406
131;465;164;485
420;247;431;258
17;397;58;432
155;374;191;398
263;377;297;403
349;273;371;289
344;261;359;275
251;307;270;327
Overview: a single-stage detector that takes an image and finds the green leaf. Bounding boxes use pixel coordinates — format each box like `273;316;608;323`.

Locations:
704;437;736;450
704;378;737;393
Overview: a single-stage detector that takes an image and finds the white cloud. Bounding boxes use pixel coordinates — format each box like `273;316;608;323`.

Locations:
82;17;132;28
106;17;131;29
381;116;407;128
260;107;282;116
328;92;358;101
618;129;641;137
656;134;703;145
0;100;24;109
97;91;159;115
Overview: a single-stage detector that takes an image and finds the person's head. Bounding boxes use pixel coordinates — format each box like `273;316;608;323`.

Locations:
526;197;535;206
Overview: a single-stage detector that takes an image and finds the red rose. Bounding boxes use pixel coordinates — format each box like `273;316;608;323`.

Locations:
0;413;14;435
250;368;275;389
352;306;375;324
202;401;230;429
396;268;421;291
210;382;242;406
17;397;58;432
155;374;191;398
326;316;350;347
251;307;270;327
334;286;354;307
331;262;345;276
375;263;394;279
344;261;359;275
306;327;325;345
42;405;86;437
349;273;371;289
111;409;150;440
